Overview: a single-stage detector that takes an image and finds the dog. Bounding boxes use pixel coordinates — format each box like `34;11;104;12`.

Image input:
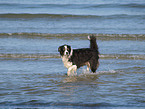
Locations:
58;35;99;76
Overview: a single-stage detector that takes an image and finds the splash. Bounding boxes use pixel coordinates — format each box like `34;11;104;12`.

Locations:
62;69;117;83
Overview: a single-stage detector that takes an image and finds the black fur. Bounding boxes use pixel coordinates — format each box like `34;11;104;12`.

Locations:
89;34;99;51
69;48;99;72
58;35;99;73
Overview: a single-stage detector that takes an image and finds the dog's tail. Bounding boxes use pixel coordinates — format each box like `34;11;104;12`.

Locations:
88;35;99;51
88;35;100;72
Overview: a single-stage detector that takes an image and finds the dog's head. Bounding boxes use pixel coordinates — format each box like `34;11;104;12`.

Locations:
58;44;72;57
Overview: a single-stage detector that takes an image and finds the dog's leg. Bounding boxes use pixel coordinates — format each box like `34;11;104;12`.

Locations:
90;60;97;73
87;66;89;71
67;69;71;76
67;65;77;76
73;65;77;75
86;62;90;71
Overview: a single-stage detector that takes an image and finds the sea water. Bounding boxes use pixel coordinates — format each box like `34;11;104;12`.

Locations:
0;0;145;34
0;0;145;108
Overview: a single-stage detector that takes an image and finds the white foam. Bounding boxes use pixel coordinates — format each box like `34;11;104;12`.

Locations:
80;69;117;76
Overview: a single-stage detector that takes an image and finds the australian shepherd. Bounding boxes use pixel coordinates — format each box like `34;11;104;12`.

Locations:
58;35;99;76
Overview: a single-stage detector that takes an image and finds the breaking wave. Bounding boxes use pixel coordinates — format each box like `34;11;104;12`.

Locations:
0;13;145;19
0;53;144;60
0;33;145;40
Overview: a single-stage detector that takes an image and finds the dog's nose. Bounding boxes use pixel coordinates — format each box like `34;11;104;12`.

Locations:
66;52;68;55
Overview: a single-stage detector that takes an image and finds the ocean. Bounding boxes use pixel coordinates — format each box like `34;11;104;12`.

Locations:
0;0;145;34
0;0;145;108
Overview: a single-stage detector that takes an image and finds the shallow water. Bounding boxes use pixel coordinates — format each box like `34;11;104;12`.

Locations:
0;0;145;108
0;35;145;108
0;58;145;108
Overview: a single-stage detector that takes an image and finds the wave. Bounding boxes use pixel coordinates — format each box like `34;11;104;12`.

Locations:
1;3;145;9
0;13;144;19
0;100;113;108
0;53;59;59
100;54;145;60
90;3;145;9
122;3;145;8
0;100;142;108
0;53;144;60
0;13;101;18
0;33;145;40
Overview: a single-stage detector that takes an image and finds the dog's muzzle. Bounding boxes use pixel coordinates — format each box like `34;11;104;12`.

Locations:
66;52;69;55
64;51;69;55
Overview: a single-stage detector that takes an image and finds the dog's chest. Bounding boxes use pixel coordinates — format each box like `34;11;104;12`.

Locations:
61;56;73;68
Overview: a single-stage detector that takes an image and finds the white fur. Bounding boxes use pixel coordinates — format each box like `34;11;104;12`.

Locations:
61;47;77;76
61;56;77;76
62;56;72;69
86;62;90;71
68;49;73;58
67;65;77;76
88;35;90;40
64;45;68;55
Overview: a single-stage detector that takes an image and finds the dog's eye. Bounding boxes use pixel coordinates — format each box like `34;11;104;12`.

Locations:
67;48;69;51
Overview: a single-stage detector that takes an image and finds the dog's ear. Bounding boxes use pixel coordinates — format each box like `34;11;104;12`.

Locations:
58;47;61;52
68;45;71;50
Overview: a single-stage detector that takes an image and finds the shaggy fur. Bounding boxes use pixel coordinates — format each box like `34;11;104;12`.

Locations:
58;35;99;76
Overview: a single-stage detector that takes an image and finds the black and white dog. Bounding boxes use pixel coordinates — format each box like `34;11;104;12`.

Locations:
58;35;99;76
